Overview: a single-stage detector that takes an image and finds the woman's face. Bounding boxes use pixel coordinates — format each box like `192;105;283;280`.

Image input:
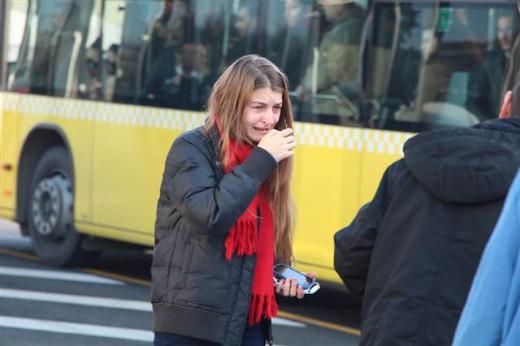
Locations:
243;87;283;143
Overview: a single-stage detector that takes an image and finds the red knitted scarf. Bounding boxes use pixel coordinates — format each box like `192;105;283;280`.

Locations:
222;138;278;325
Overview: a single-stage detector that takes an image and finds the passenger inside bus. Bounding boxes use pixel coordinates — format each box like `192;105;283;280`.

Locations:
102;44;119;102
171;43;214;110
269;0;316;89
466;11;516;120
81;37;102;101
394;7;486;127
226;3;258;67
502;0;520;98
147;0;188;69
143;42;213;110
296;0;366;125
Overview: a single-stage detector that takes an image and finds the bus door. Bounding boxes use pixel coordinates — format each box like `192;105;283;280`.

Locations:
90;0;166;242
90;0;230;243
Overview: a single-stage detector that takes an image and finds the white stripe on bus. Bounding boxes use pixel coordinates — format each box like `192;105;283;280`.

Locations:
0;316;153;342
0;266;123;285
2;92;413;154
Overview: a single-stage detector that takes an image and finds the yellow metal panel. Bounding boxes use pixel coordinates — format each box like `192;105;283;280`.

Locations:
0;106;19;210
91;119;177;237
0;209;15;219
76;221;152;246
292;125;363;283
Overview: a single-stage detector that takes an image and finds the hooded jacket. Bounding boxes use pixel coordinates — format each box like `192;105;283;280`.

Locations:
334;118;520;346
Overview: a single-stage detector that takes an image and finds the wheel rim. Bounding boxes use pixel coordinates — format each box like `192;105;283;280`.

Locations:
31;175;73;239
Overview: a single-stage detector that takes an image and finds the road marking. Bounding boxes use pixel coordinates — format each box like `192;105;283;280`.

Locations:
0;288;306;328
0;247;361;336
0;316;153;342
272;318;305;328
278;311;361;336
0;288;151;311
0;266;123;285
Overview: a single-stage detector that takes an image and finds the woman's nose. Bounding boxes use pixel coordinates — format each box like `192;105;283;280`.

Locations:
263;109;276;126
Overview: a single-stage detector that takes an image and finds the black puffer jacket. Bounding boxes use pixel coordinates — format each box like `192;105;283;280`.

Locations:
151;126;276;346
334;118;520;346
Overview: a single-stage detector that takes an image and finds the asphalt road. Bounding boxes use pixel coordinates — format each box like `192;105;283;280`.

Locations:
0;219;361;345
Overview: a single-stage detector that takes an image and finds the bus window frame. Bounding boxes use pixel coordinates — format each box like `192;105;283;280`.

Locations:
1;0;8;90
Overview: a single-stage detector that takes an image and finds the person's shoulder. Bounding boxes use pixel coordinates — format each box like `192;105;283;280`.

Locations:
329;16;364;43
387;159;410;185
166;126;215;167
170;126;212;157
175;126;207;145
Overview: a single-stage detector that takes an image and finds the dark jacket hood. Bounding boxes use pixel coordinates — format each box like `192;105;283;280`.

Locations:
403;118;520;203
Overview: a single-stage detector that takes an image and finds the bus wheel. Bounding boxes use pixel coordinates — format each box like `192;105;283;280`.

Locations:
27;147;95;266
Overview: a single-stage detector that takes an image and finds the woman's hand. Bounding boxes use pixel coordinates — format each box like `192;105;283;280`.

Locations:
258;128;296;163
275;272;317;300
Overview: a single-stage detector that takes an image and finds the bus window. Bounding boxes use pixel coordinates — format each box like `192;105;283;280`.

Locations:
192;1;228;84
8;0;96;97
224;1;264;66
101;0;128;102
110;0;216;111
140;0;220;111
5;0;29;92
466;9;516;120
109;0;164;104
76;0;102;100
293;0;368;127
377;1;519;131
264;0;316;91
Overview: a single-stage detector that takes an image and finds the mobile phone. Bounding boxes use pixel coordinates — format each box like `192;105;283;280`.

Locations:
273;263;320;295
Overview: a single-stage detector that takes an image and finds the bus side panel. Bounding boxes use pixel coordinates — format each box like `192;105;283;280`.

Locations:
0;92;20;218
292;124;362;283
90;103;204;245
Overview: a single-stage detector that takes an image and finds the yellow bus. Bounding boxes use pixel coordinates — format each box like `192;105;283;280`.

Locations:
1;0;518;284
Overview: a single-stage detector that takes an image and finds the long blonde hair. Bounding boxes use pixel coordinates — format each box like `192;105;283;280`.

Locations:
204;55;294;263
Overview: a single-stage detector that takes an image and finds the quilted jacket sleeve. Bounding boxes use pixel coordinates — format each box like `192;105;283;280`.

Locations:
163;135;277;236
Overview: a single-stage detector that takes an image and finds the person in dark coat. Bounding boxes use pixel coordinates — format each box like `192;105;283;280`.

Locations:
333;79;520;345
466;12;515;120
151;55;313;346
502;0;520;97
453;169;520;345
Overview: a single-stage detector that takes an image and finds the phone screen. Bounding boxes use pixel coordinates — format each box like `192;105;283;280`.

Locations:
273;264;313;289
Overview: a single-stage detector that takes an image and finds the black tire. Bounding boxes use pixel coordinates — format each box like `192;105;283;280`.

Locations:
27;146;98;266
